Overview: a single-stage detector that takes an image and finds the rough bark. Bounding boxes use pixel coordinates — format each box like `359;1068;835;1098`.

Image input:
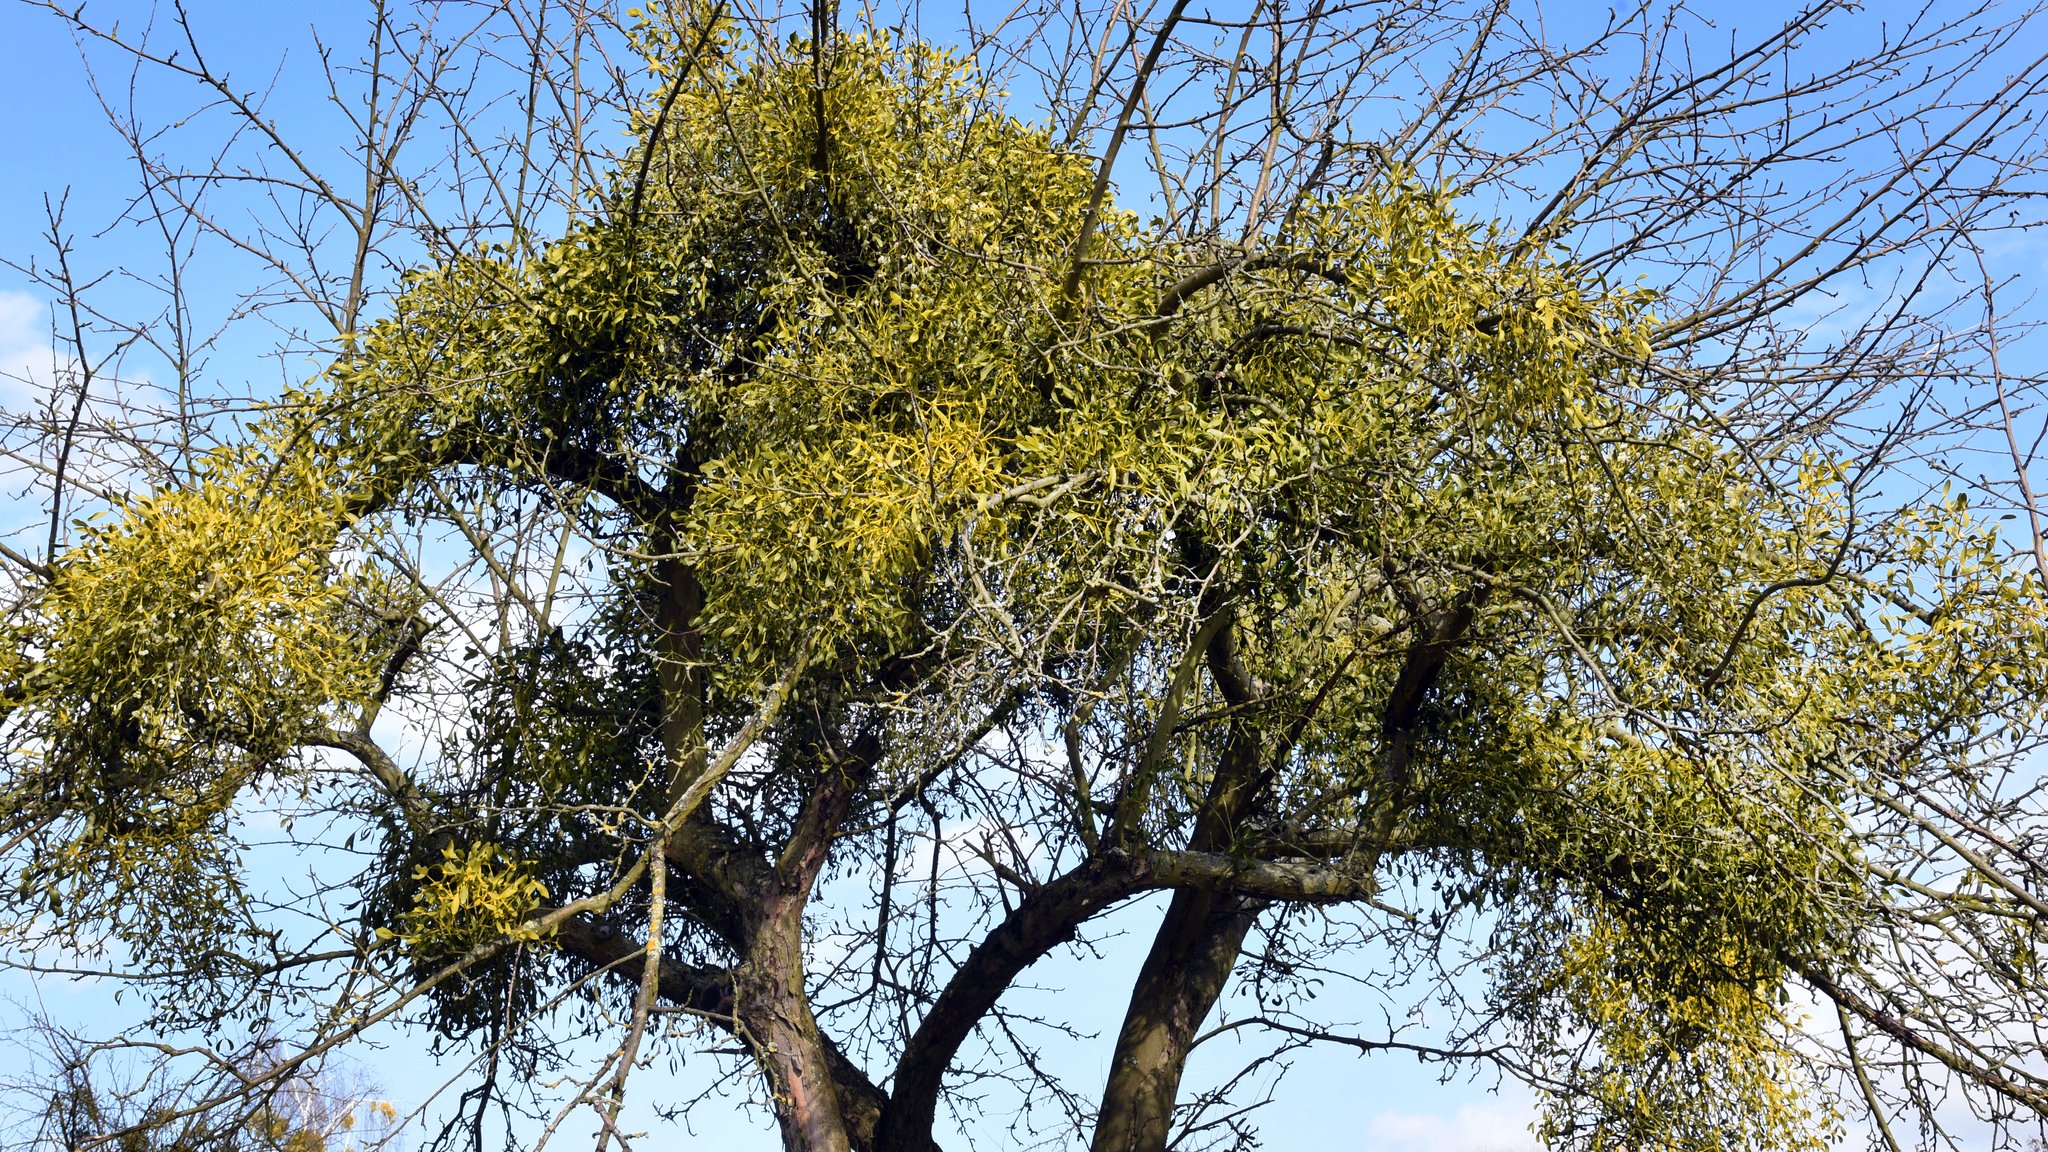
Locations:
1090;614;1274;1152
1088;890;1264;1152
739;892;856;1152
556;915;897;1149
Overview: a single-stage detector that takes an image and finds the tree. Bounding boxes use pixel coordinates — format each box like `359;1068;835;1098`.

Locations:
10;1029;396;1152
4;2;2048;1151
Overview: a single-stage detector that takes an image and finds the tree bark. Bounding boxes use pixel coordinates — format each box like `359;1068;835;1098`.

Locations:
1088;890;1263;1152
557;915;899;1149
739;891;856;1152
1092;616;1268;1152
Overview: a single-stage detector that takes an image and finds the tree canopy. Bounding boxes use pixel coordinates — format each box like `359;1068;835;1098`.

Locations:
5;3;2048;1151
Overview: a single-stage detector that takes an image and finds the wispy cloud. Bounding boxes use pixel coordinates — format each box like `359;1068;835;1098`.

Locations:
1366;1097;1539;1152
0;290;66;412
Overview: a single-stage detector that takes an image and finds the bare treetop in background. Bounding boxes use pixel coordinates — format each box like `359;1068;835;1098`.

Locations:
4;2;2048;1151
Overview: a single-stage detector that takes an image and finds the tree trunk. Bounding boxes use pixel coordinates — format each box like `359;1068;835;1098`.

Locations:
1088;890;1263;1152
1092;611;1271;1152
738;893;855;1152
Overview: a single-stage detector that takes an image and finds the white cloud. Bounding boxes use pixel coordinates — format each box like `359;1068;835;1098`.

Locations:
1366;1097;1540;1152
0;289;67;411
888;814;1046;890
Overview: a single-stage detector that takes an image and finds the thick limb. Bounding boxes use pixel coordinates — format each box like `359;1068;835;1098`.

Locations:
1088;890;1264;1152
557;915;896;1150
738;892;856;1152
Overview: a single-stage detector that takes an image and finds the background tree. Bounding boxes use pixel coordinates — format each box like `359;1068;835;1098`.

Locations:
3;3;2048;1152
5;1029;397;1152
